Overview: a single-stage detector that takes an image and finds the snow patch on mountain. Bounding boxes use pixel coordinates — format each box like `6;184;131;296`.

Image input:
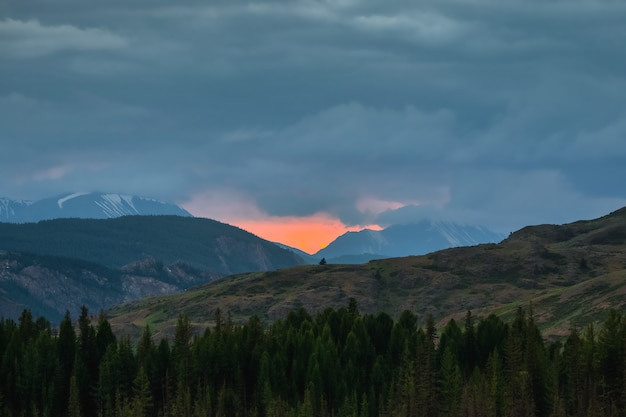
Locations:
357;229;389;253
434;221;462;247
95;194;139;217
0;198;31;222
57;192;90;208
0;198;11;221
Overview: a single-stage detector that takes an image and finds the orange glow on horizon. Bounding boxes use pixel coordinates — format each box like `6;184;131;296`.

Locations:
180;193;383;254
232;214;383;255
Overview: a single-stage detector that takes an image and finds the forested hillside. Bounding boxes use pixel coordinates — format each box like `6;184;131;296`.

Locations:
0;215;304;272
2;302;625;417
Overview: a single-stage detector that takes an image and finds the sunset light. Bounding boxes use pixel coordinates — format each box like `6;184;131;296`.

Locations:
182;192;384;254
232;213;383;255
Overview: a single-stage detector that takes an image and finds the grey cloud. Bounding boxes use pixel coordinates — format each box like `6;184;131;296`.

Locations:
2;0;626;233
0;19;127;58
213;97;626;226
375;169;626;232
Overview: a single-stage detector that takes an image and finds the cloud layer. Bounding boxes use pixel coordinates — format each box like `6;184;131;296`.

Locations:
2;0;626;241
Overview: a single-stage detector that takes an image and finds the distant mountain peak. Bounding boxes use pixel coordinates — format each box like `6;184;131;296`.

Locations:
0;192;192;223
0;198;32;222
315;219;505;261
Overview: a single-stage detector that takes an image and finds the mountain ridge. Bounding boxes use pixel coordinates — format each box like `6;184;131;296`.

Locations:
0;215;304;272
314;220;505;261
0;192;192;222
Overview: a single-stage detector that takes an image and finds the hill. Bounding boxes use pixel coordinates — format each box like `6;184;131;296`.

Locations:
0;215;303;272
107;207;626;340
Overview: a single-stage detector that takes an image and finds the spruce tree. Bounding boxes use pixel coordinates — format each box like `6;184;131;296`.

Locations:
439;345;462;417
132;366;153;417
57;311;76;414
461;311;477;378
68;374;82;417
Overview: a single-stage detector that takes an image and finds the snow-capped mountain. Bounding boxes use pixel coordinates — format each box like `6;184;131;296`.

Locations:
0;198;32;222
315;220;506;261
0;192;191;223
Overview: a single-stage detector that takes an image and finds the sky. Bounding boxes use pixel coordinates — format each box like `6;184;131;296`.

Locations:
2;0;626;254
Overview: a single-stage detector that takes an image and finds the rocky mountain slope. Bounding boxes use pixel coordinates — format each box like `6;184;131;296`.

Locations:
107;207;626;340
0;251;216;323
0;192;191;222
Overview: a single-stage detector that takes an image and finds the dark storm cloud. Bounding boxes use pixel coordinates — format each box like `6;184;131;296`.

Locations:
2;0;626;230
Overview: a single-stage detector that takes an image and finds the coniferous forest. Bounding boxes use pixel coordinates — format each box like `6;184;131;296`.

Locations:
1;301;626;417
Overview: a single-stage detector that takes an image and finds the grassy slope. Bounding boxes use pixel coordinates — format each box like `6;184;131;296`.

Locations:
108;207;626;340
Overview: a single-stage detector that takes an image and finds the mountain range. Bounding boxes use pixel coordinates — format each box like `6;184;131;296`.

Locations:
0;191;510;325
2;194;624;341
0;192;191;222
1;192;506;261
0;215;304;322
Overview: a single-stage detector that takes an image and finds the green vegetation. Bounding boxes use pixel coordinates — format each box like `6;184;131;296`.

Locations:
107;249;626;341
4;302;626;417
